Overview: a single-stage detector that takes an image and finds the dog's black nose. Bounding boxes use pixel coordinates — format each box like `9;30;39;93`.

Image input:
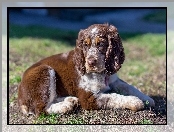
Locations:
87;58;97;67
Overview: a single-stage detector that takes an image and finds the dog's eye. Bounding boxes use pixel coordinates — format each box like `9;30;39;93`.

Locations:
98;43;104;50
83;42;91;50
84;43;88;47
98;42;108;53
99;42;104;46
84;43;90;48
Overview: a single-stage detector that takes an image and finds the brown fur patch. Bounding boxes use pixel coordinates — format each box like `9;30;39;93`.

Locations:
18;65;51;115
77;88;98;110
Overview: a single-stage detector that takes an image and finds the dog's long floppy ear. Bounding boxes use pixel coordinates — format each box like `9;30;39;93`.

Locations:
105;25;125;75
73;29;86;75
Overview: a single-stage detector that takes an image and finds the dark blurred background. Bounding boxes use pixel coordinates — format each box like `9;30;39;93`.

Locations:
9;8;166;33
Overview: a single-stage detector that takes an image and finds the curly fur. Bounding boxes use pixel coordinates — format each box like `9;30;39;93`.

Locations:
105;24;125;75
74;24;125;75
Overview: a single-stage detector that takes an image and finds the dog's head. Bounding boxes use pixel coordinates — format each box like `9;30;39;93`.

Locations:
74;24;125;75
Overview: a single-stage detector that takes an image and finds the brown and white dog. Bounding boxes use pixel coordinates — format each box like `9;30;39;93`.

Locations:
18;24;155;116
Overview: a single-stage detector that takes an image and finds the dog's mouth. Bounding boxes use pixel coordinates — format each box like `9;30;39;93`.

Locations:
85;65;105;73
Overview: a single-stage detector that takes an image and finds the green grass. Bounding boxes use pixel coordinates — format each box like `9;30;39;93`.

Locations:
9;74;21;85
139;119;153;124
33;113;59;124
10;37;73;62
33;113;85;124
9;63;28;85
122;33;166;57
126;61;148;76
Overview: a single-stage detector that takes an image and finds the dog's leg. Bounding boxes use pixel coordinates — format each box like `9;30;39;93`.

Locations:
18;65;55;116
44;67;79;114
96;93;144;111
108;74;155;107
18;65;79;116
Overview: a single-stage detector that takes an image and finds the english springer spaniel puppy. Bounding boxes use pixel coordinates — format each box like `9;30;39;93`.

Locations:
18;24;155;116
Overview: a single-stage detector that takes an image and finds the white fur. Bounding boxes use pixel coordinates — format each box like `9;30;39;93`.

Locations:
60;51;69;59
77;74;145;111
96;93;144;111
79;73;110;94
46;97;78;114
87;47;98;56
91;27;98;34
20;105;28;115
48;68;57;104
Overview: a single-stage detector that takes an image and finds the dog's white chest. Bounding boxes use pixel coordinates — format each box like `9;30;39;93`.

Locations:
79;73;110;94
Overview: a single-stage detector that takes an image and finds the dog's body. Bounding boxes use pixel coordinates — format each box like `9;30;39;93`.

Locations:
18;24;155;116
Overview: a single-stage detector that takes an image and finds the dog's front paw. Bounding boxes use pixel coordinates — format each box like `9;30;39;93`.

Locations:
64;96;79;107
126;96;144;111
46;97;79;114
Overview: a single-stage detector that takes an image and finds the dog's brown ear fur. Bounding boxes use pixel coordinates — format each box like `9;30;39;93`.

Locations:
73;29;86;75
105;24;125;75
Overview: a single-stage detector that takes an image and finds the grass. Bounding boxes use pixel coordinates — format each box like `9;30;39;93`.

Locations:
34;113;59;124
9;37;73;63
9;24;166;124
9;74;21;85
122;33;166;57
140;119;153;124
34;113;85;124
